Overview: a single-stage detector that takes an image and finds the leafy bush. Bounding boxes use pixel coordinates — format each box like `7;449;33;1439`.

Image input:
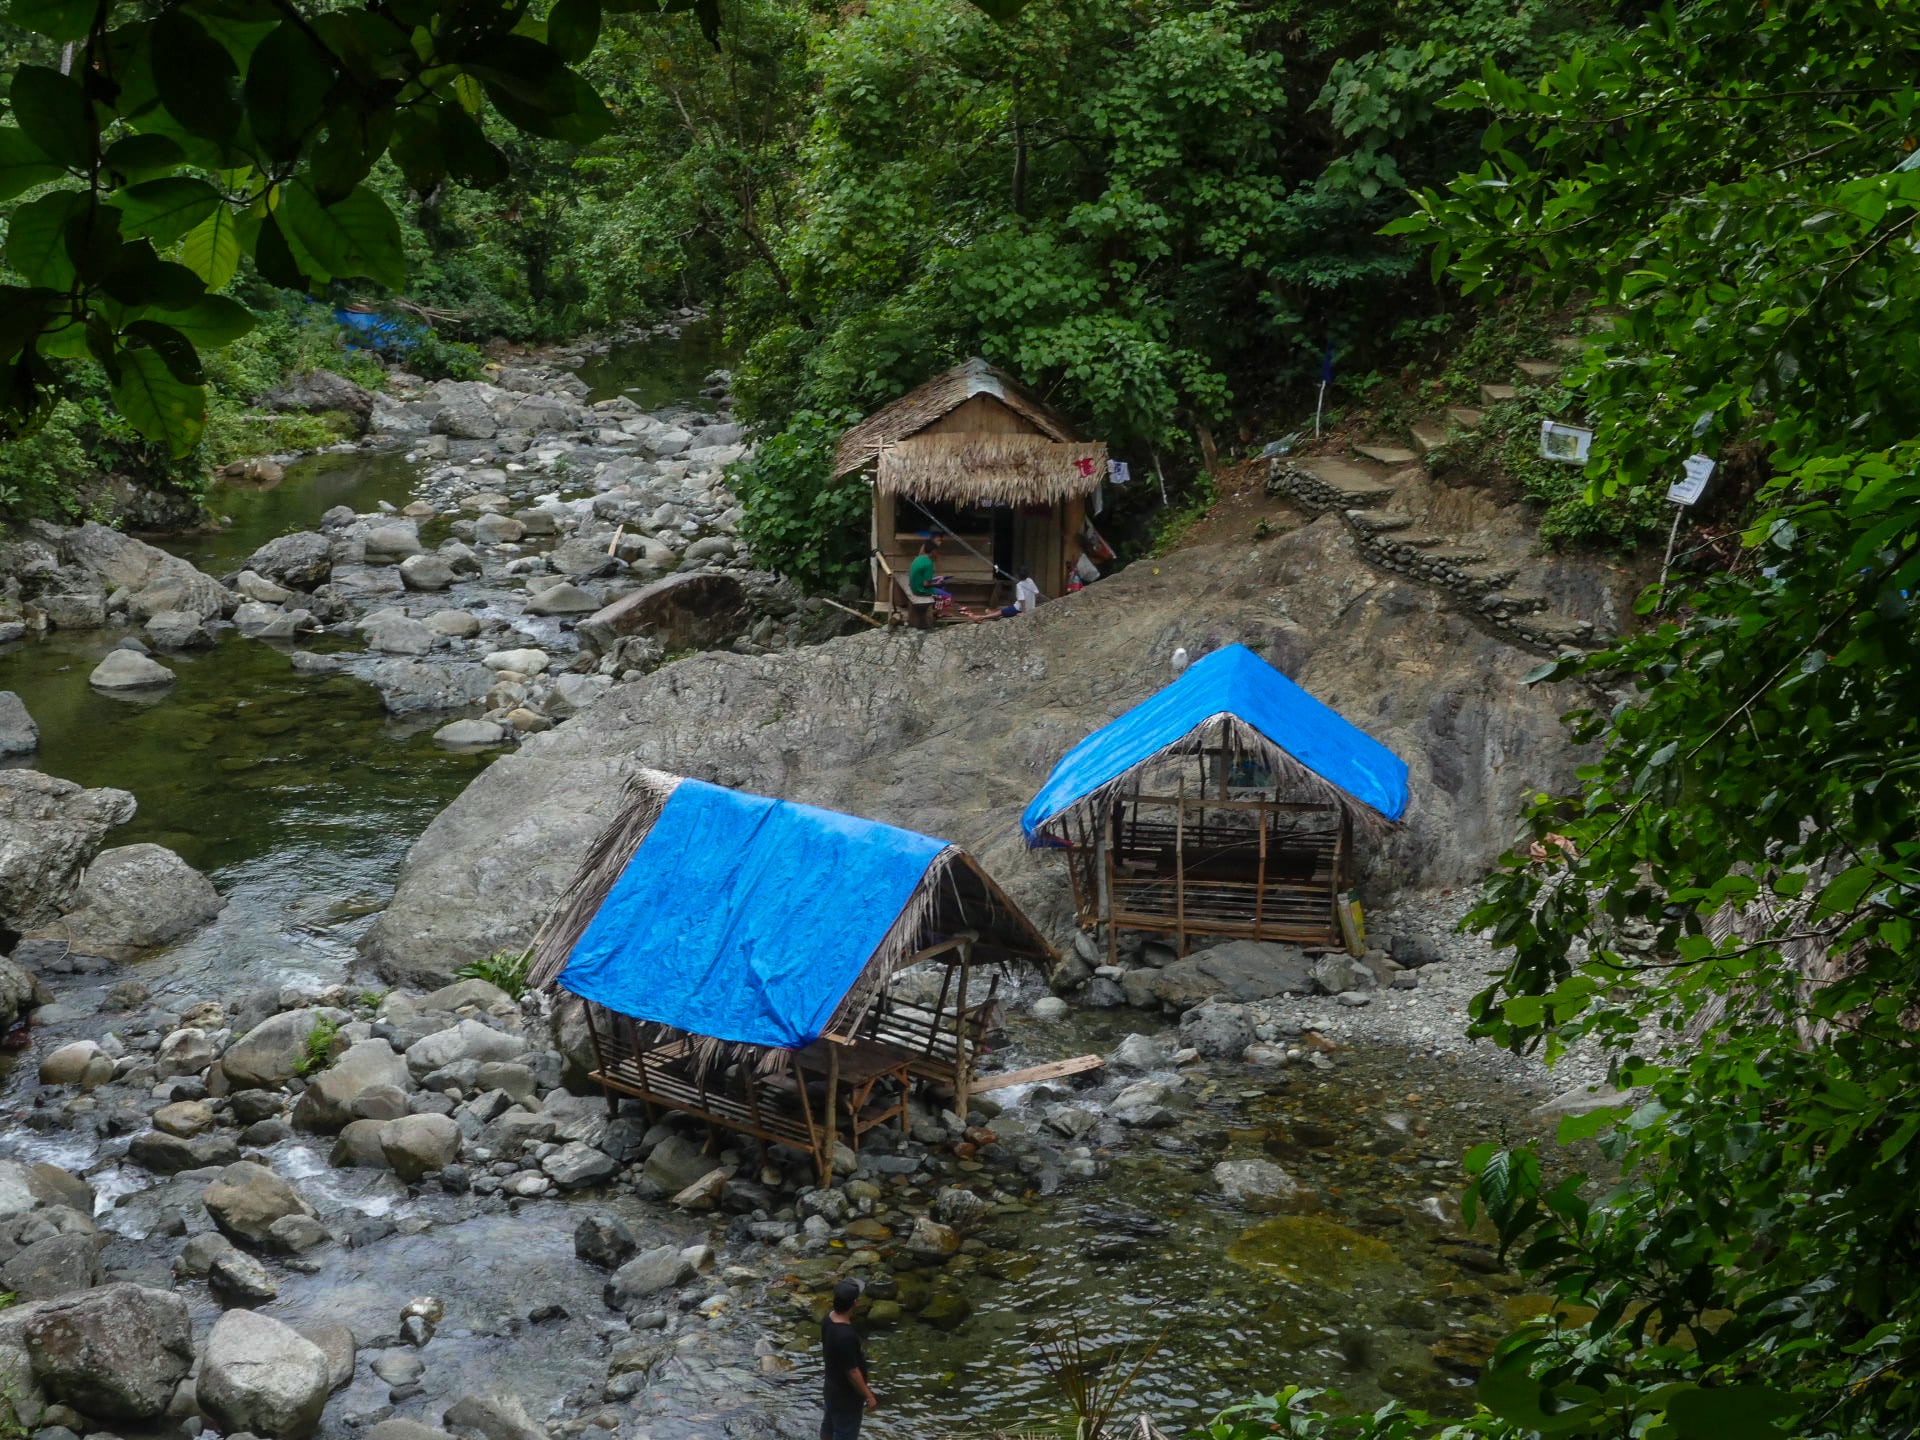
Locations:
455;948;533;1001
296;1016;341;1077
728;410;869;593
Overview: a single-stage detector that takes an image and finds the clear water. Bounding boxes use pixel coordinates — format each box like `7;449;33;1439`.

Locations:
575;315;732;411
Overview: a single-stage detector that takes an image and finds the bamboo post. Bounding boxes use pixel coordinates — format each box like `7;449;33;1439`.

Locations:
791;1050;825;1184
585;1004;616;1116
823;1043;842;1180
1104;804;1119;965
1175;781;1188;957
954;937;974;1121
1254;806;1269;941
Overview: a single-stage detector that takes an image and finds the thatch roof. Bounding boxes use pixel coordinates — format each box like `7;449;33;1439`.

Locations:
832;357;1087;478
877;433;1108;505
528;769;1055;1054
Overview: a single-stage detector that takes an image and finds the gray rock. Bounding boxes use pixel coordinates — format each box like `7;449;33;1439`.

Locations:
0;957;34;1031
0;771;136;928
0;693;35;756
296;1322;355;1393
641;1134;714;1194
54;844;222;956
1108;1033;1167;1072
221;1009;322;1090
0;1233;101;1301
174;1231;238;1280
443;1392;547;1440
1179;1000;1256;1058
371;1350;424;1386
128;1129;239;1174
576;572;747;656
605;1245;696;1306
261;369;376;434
291;1040;409;1133
208;1250;279;1304
156;1027;218;1077
433;720;507;749
88;650;174;691
246;533;334;591
364;524;425;563
1213;1158;1302;1208
399;555;457;592
1140;940;1317;1009
235;570;295;604
405;1019;526;1077
905;1216;960;1260
573;1215;636;1270
472;514;525;546
56;521;226;621
360;610;436;657
425;610;482;639
371;1421;457;1440
543;673;612;718
480;648;549;676
524;582;599;617
329;1119;390;1170
266;1214;330;1254
541;1142;616;1190
195;1308;332;1438
143;609;213;650
203;1162;316;1250
1312;953;1376;995
378;1114;461;1181
37;1042;110;1088
15;1282;194;1419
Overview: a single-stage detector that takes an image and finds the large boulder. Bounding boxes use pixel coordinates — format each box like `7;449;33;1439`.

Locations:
88;650;175;691
363;518;1621;982
377;1113;461;1181
203;1162;317;1250
0;957;32;1031
52;843;223;957
53;522;226;622
1127;940;1318;1010
261;369;376;435
5;1282;193;1419
0;692;38;756
360;609;436;656
578;572;748;656
605;1245;699;1306
1212;1158;1303;1209
291;1040;410;1132
246;532;334;591
196;1308;333;1438
0;1233;102;1300
1178;999;1257;1058
221;1008;324;1089
0;771;135;928
405;1018;526;1077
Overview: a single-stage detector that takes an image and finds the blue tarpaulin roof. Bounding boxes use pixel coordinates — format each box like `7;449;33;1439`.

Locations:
553;778;952;1049
1021;643;1409;842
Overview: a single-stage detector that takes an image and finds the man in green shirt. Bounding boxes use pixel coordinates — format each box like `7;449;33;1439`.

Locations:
908;536;941;596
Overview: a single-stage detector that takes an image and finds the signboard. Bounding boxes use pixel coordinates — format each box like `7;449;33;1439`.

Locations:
1538;420;1593;464
1667;453;1715;507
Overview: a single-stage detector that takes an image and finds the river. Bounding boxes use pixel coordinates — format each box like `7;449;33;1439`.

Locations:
0;321;1539;1438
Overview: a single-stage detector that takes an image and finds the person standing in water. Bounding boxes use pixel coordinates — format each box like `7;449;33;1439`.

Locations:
821;1278;879;1439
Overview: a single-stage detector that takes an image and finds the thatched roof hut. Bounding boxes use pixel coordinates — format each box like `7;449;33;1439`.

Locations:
838;359;1110;619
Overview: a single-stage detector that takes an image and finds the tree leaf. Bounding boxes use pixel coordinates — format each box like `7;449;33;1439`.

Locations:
277;180;406;289
0;127;67;202
149;9;243;140
179;206;243;289
123;319;205;385
102;132;187;182
112;177;222;246
8;65;95;171
548;0;602;63
4;189;87;287
245;21;335;160
1665;1384;1798;1436
253;210;316;291
140;293;255;347
110;346;205;455
8;0;98;43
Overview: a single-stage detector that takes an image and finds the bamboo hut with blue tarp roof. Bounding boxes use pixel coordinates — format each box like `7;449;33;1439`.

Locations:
1022;644;1409;957
529;770;1066;1182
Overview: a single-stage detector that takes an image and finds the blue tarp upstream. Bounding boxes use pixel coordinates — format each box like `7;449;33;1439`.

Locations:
554;779;951;1049
1021;643;1409;843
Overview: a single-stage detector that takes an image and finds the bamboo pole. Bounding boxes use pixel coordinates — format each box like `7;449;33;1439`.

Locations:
791;1050;826;1185
954;937;974;1121
1105;804;1119;966
823;1044;842;1180
1254;808;1268;941
1175;780;1188;957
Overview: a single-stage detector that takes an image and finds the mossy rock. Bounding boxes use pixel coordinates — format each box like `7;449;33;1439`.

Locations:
864;1300;903;1328
917;1291;973;1331
1225;1215;1406;1293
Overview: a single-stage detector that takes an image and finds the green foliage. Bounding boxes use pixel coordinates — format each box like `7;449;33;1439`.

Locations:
1149;471;1217;557
296;1015;341;1077
727;409;868;591
455;947;532;1001
1211;2;1920;1437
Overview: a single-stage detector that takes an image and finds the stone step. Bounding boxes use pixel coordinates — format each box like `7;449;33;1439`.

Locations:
1393;534;1449;550
1445;406;1485;432
1522;613;1601;648
1515;359;1562;384
1479;382;1520;406
1353;513;1416;534
1459;561;1521;589
1551;335;1586;354
1410;419;1450;454
1289;457;1398;506
1422;547;1491;567
1353;443;1419;466
1477;591;1549;617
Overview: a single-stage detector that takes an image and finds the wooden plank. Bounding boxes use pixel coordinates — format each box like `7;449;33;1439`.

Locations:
972;1054;1106;1092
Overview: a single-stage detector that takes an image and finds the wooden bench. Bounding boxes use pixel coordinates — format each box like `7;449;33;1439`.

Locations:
893;571;936;629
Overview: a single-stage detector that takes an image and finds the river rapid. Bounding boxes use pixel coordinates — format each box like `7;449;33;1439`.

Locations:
0;322;1565;1440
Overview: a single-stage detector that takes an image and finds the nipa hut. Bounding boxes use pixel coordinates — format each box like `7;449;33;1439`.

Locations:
832;357;1108;623
530;770;1089;1183
1021;645;1410;957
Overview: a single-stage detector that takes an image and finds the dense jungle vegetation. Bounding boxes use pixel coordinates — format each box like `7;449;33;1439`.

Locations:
8;0;1920;1435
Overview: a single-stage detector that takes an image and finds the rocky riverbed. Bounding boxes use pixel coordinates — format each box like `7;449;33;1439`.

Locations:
0;319;1620;1440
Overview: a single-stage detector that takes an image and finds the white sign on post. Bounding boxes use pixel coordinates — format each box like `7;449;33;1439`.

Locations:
1667;453;1715;507
1538;420;1593;464
1108;459;1131;485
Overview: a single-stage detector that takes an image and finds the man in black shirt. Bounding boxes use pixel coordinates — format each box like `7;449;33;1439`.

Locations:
820;1278;878;1440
